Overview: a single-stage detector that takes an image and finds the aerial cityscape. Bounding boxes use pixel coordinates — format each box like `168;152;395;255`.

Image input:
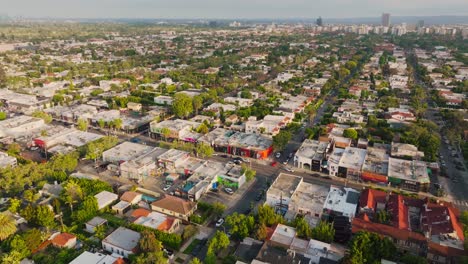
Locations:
0;1;467;264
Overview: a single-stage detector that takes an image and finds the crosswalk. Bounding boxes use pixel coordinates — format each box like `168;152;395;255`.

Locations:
451;200;468;208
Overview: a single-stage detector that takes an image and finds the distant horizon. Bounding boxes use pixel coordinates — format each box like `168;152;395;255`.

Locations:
1;0;467;20
2;15;468;25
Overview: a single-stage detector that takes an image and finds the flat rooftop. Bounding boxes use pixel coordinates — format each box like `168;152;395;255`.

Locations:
388;158;430;183
362;147;389;175
296;139;329;160
338;147;367;170
102;142;154;162
323;185;360;218
102;226;140;251
268;173;303;199
158;148;189;163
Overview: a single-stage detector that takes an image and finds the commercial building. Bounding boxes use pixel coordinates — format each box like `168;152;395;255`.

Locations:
199;128;273;159
265;173;303;215
245;115;291;136
102;142;154;164
361;146;389;184
322;185;360;222
294;139;329;171
328;147;345;177
102;227;140;258
0;115;45;138
337;147;367;179
382;13;391;27
119;147;168;180
387;158;430;192
287;180;329;227
33;127;103;150
149;119;202;142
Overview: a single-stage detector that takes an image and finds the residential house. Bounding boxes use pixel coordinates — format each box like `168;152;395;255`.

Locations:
151;195;197;221
94;191;118;210
102;227;140;258
85;216;108;233
51;233;77;249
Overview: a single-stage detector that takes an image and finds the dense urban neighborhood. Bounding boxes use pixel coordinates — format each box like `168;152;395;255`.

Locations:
0;15;467;264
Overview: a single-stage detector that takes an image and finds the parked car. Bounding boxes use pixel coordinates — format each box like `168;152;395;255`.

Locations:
284;167;294;172
210;188;219;192
215;218;225;227
271;161;278;167
163;248;174;259
275;152;281;158
224;187;234;195
221;154;229;158
163;185;171;192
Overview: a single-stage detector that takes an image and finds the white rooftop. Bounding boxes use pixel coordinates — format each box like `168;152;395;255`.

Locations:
323;186;360;219
102;227;140;251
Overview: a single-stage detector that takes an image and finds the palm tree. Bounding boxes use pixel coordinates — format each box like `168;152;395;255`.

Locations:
0;213;17;241
61;180;83;213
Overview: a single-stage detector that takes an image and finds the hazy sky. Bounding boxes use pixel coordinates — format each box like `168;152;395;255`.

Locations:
1;0;468;19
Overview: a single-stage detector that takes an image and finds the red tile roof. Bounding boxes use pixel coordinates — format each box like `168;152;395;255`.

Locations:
428;241;467;258
387;194;409;230
352;217;426;242
120;191;142;203
151;195;196;215
157;218;176;232
359;189;387;211
51;233;76;247
131;208;151;218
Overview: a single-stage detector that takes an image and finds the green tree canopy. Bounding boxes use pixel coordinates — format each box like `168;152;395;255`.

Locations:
172;93;193;118
272;130;292;152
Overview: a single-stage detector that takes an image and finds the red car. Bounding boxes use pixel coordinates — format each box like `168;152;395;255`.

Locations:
271;161;278;167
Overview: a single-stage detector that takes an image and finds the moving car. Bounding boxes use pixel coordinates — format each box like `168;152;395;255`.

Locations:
215;218;225;227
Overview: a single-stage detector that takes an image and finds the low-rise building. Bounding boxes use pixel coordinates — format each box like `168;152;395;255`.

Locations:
85;216;108;233
294;139;329;171
387;158;430;192
337;147;367;179
51;233;77;249
94;191;118;210
149;119;202;142
390;142;424;160
265;173;303;215
322;185;360;222
102;142;154;164
102;227;140;258
120;191;143;205
151;195;197;221
119;147;168;180
133;211;180;233
69;251;123;264
0;115;45;138
361;146;389;184
199;128;273;159
328;147;345;177
154;95;174;105
0;151;17;168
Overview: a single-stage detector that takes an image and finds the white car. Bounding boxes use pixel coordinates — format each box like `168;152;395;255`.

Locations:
163;185;171;191
215;218;225;227
224;187;234;195
284;167;294;172
275;152;281;158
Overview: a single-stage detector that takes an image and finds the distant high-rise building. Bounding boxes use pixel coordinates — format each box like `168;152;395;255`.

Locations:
381;13;390;27
417;20;425;29
316;17;323;26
